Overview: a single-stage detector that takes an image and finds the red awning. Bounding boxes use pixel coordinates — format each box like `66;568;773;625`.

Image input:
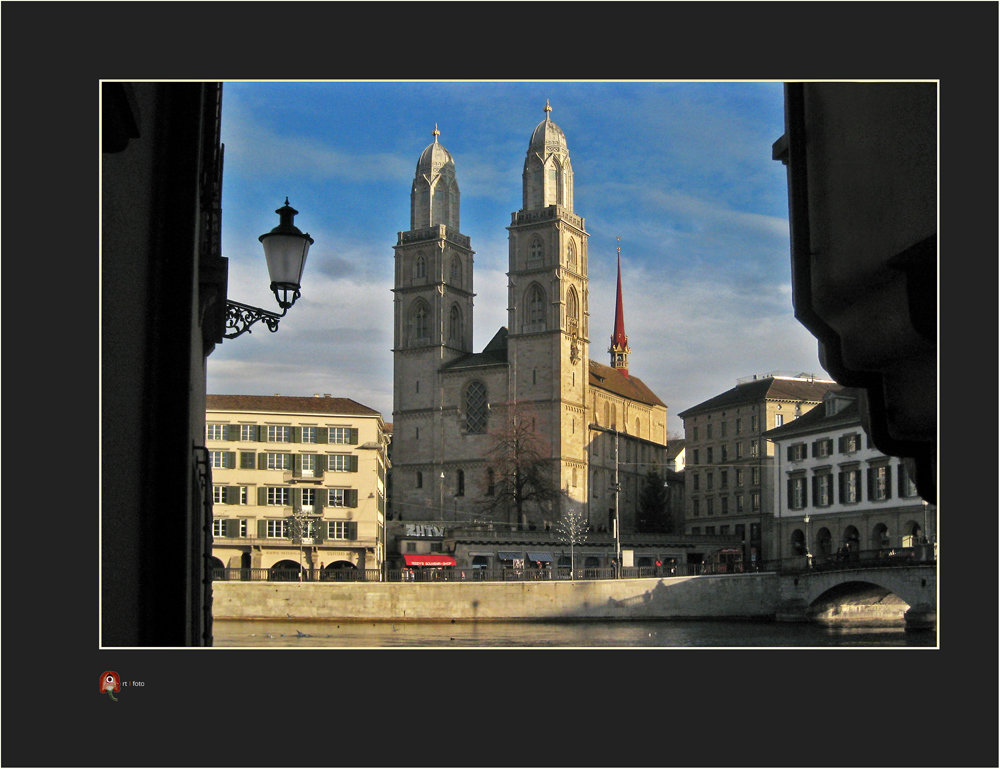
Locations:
403;554;457;567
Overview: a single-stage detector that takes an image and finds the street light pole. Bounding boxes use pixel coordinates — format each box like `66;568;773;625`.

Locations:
803;513;812;568
613;430;622;577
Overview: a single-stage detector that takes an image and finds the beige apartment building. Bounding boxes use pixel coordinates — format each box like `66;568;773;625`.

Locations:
676;373;841;564
205;394;389;577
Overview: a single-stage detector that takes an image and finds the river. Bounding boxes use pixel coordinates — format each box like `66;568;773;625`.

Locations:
212;618;936;648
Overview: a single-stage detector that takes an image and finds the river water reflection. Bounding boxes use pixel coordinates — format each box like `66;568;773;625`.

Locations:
212;618;937;648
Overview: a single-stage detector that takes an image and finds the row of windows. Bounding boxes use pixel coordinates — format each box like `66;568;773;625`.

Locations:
691;493;761;517
690;441;760;465
691;467;761;491
410;252;465;288
525;234;580;271
213;485;361;508
212;518;358;541
691;414;763;441
786;433;865;461
786;464;917;510
209;450;360;473
207;424;359;445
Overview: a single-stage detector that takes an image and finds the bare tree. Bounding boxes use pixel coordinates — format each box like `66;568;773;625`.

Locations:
555;506;588;578
479;404;563;527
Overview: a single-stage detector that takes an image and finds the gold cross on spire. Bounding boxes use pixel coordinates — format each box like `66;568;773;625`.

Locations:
432;123;440;140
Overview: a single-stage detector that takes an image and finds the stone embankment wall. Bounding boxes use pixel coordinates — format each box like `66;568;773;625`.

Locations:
213;574;780;622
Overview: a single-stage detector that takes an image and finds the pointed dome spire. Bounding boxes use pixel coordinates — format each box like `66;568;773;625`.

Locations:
610;238;631;376
523;100;574;212
411;124;460;231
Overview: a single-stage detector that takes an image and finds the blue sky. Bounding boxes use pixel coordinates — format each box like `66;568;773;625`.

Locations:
208;80;826;437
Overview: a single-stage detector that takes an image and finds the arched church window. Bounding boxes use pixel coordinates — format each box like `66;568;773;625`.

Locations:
414;253;426;280
566;240;577;270
566;286;579;331
465;381;488;434
449;304;462;344
451;255;462;287
528;285;545;325
529;237;544;264
411;302;429;344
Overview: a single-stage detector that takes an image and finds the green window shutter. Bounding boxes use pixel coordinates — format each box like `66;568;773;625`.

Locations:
786;446;793;461
317;488;327;508
291;426;301;443
223;519;236;537
837;472;845;503
313;525;324;545
258;487;267;506
885;466;893;499
258;453;268;470
225;424;237;441
255;425;264;442
257;519;267;538
225;451;236;469
350;522;358;540
837;436;845;453
292;487;302;512
347;489;358;508
866;468;873;501
292;453;302;476
225;486;239;504
240;451;254;469
317;428;328;444
350;428;359;445
811;476;818;504
349;455;359;472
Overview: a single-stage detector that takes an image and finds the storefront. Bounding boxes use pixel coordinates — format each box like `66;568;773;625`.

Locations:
401;554;457;580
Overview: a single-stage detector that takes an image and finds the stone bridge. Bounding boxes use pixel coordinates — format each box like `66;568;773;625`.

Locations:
775;564;936;629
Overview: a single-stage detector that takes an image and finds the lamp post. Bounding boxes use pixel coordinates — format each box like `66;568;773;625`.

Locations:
613;429;622;577
224;199;313;339
803;514;812;568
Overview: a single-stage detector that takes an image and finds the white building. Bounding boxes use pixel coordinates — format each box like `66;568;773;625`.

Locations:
764;388;934;563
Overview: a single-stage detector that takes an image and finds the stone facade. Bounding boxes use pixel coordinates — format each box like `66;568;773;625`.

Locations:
677;372;842;562
391;102;669;540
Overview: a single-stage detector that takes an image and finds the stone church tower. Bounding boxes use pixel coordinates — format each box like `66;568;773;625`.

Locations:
392;104;667;529
506;99;590;513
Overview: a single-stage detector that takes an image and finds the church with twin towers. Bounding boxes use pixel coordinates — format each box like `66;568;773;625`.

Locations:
392;102;669;533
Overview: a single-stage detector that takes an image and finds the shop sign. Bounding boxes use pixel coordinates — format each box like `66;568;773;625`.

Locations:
404;524;445;538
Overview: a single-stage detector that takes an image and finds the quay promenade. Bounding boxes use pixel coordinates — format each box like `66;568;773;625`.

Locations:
212;561;936;630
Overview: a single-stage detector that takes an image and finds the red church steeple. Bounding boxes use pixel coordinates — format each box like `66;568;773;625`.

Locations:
609;238;631;377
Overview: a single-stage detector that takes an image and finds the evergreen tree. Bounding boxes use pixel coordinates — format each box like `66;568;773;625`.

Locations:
637;470;673;533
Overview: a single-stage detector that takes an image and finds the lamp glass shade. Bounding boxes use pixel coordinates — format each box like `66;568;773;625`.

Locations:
261;233;310;288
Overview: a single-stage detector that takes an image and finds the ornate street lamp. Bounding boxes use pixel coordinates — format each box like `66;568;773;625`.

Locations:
225;199;313;339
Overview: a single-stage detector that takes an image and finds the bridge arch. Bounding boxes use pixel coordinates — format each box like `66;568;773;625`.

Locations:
777;566;936;630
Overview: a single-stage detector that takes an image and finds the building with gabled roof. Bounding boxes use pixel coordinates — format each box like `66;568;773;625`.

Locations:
763;387;934;563
677;372;842;562
389;103;670;568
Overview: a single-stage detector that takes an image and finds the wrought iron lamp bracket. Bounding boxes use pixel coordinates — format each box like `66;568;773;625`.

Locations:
224;299;289;339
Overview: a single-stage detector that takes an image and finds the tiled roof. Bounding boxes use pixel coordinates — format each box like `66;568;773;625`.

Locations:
440;327;509;372
665;439;686;459
762;387;861;439
206;394;380;416
677;376;840;417
589;360;666;407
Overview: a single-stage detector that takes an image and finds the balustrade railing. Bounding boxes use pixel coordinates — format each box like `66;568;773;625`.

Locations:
211;546;934;584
